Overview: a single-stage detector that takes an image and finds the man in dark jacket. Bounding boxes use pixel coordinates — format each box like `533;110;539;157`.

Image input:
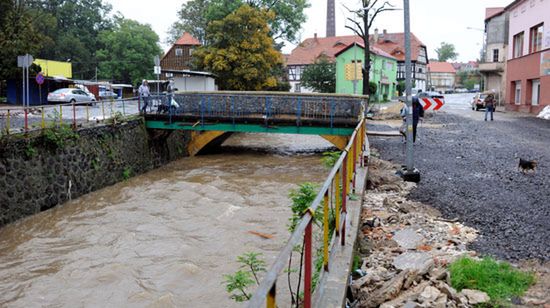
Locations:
412;97;424;142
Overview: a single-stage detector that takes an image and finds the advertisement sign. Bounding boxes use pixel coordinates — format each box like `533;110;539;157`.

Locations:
541;51;550;76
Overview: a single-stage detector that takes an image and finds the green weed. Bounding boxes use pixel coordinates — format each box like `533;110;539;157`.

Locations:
321;151;341;169
224;252;266;302
122;167;132;180
449;257;535;306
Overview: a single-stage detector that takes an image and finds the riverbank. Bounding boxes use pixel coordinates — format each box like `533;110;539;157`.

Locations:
0;118;189;226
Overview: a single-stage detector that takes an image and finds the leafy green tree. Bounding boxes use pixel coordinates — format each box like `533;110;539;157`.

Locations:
435;42;458;62
96;18;162;85
193;5;283;90
168;0;309;46
300;56;336;93
0;1;44;81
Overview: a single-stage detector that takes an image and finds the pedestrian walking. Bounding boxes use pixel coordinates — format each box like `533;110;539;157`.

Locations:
412;97;424;143
139;80;151;113
484;94;495;121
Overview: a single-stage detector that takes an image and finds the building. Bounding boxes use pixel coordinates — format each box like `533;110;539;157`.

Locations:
160;32;201;73
505;0;550;113
427;62;457;93
286;31;428;93
335;42;398;101
479;7;509;104
162;69;217;92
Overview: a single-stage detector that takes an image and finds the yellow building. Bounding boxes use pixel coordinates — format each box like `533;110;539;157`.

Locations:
33;59;72;78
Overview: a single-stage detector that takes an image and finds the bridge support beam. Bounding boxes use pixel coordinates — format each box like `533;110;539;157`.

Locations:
187;131;230;156
320;135;350;151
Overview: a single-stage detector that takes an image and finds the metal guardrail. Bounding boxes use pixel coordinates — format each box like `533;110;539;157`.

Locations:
247;117;367;308
0;97;140;135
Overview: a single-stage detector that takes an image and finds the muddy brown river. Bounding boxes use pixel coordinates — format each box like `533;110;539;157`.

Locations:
0;134;333;307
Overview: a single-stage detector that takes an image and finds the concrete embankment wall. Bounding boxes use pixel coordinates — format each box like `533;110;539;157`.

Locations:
0;119;190;227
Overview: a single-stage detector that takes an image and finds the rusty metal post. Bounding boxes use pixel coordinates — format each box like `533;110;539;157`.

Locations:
72;102;76;129
341;154;348;246
6;109;10;134
267;283;276;308
86;104;89;122
24;108;28;132
323;191;329;271
41;107;45;129
335;169;341;237
59;105;63;126
304;221;313;308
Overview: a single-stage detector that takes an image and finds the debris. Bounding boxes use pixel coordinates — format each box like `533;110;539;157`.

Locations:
460;289;490;305
393;228;424;250
247;231;273;239
393;252;434;275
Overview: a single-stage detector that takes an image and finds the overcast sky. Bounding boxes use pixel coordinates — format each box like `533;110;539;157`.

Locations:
106;0;512;62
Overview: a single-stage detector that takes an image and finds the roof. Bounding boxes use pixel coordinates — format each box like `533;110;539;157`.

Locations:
428;62;456;73
161;69;216;78
334;42;397;60
286;32;426;65
505;0;526;11
175;32;201;46
485;7;505;20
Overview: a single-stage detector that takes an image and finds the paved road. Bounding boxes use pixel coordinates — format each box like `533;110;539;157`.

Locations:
369;93;550;261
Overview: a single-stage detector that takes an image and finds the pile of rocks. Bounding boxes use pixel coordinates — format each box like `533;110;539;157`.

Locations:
350;158;488;307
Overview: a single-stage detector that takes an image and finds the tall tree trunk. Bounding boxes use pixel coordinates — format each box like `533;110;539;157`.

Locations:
363;8;370;96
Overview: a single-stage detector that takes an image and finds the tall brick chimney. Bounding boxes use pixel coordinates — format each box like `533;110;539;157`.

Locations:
326;0;335;37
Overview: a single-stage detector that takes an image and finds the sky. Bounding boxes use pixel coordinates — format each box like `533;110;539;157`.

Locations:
105;0;512;62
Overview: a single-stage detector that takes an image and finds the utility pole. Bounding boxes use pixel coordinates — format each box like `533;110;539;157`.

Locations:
401;0;420;182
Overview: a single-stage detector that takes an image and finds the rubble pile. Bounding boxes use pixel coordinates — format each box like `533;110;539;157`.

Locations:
350;158;485;307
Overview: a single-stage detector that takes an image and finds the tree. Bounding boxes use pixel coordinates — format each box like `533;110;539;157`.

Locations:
345;0;396;97
300;56;336;93
96;18;162;85
192;5;283;90
168;0;309;46
435;42;458;62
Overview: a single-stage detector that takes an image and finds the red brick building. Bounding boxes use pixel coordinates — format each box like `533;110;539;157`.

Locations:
505;0;550;113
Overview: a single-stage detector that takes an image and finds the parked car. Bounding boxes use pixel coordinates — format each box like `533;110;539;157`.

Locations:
471;93;488;111
416;91;445;100
99;87;118;99
47;88;96;105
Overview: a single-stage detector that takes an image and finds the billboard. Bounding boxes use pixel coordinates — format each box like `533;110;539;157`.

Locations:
542;51;550;76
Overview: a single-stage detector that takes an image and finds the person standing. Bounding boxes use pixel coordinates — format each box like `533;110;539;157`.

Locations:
412;97;424;143
139;80;151;113
484;94;495;121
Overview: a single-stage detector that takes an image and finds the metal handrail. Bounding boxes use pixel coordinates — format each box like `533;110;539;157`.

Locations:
248;117;367;308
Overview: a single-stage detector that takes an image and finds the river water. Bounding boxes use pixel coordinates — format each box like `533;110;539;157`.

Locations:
0;133;333;307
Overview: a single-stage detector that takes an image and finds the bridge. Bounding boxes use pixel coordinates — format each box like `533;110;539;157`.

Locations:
143;91;367;155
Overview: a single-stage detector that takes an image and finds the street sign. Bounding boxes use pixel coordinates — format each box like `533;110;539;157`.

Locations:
154;66;161;75
36;72;45;85
17;54;33;68
420;97;444;111
154;55;160;66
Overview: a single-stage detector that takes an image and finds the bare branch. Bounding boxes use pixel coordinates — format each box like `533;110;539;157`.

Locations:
346;17;365;38
367;6;397;30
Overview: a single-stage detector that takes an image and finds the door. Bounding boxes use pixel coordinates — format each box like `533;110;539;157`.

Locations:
515;82;521;105
532;80;540;106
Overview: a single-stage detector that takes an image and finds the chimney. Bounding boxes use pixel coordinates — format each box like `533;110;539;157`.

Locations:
382;29;387;37
374;28;379;43
326;0;336;37
314;32;318;39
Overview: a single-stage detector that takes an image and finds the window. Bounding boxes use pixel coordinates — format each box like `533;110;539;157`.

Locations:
530;23;544;53
513;32;524;58
175;48;183;56
189;48;194;56
514;81;521;105
493;49;499;62
531;79;540;105
295;83;301;93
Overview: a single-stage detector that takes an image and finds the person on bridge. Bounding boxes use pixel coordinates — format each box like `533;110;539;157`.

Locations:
484;94;495;121
139;80;151;113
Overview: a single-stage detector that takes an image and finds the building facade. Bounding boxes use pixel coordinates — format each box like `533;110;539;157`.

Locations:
427;62;456;93
335;42;397;101
286;31;428;93
505;0;550;113
160;32;201;74
479;8;509;104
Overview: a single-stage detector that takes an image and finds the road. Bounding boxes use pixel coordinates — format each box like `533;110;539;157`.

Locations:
368;93;550;261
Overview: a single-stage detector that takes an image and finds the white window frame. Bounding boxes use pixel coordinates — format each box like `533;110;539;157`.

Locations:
175;48;183;56
515;82;522;105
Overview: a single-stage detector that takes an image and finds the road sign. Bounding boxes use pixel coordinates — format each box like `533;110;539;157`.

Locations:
17;54;33;68
420;97;444;111
36;72;45;85
154;55;160;66
154;66;161;75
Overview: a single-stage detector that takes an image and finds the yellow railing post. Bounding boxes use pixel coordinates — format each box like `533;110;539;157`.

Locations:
6;110;10;134
101;101;105;121
335;170;341;237
267;283;276;308
86;104;89;122
41;107;45;129
59;105;63;126
323;190;329;271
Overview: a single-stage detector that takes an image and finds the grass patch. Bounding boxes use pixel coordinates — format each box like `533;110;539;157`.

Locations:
449;257;535;305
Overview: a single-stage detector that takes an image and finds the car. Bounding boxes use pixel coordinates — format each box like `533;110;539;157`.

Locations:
471;93;488;111
416;91;445;100
98;87;118;99
47;88;96;105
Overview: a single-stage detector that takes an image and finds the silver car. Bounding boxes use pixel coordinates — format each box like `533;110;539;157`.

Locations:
47;88;96;104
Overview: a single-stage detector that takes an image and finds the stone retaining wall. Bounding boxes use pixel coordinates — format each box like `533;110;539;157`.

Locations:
0;119;190;226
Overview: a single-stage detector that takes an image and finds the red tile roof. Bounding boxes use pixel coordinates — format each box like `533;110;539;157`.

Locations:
175;32;201;46
334;42;397;60
286;33;426;65
428;61;456;73
485;7;505;20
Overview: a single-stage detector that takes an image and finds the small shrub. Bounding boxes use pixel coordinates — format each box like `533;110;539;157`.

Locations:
122;167;132;180
25;143;37;158
449;257;535;305
42;124;79;149
224;252;266;302
288;182;319;232
321;151;341;169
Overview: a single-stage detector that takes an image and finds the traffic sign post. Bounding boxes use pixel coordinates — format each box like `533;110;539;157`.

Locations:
36;72;44;104
154;55;161;97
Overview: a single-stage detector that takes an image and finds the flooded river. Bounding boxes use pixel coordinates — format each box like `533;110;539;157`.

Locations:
0;133;333;307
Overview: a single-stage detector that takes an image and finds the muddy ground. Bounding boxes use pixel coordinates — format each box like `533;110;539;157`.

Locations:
367;110;550;262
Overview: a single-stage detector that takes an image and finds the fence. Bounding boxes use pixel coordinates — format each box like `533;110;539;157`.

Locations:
0;98;140;135
247;117;367;308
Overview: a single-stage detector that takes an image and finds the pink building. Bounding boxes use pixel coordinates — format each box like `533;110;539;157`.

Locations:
505;0;550;113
